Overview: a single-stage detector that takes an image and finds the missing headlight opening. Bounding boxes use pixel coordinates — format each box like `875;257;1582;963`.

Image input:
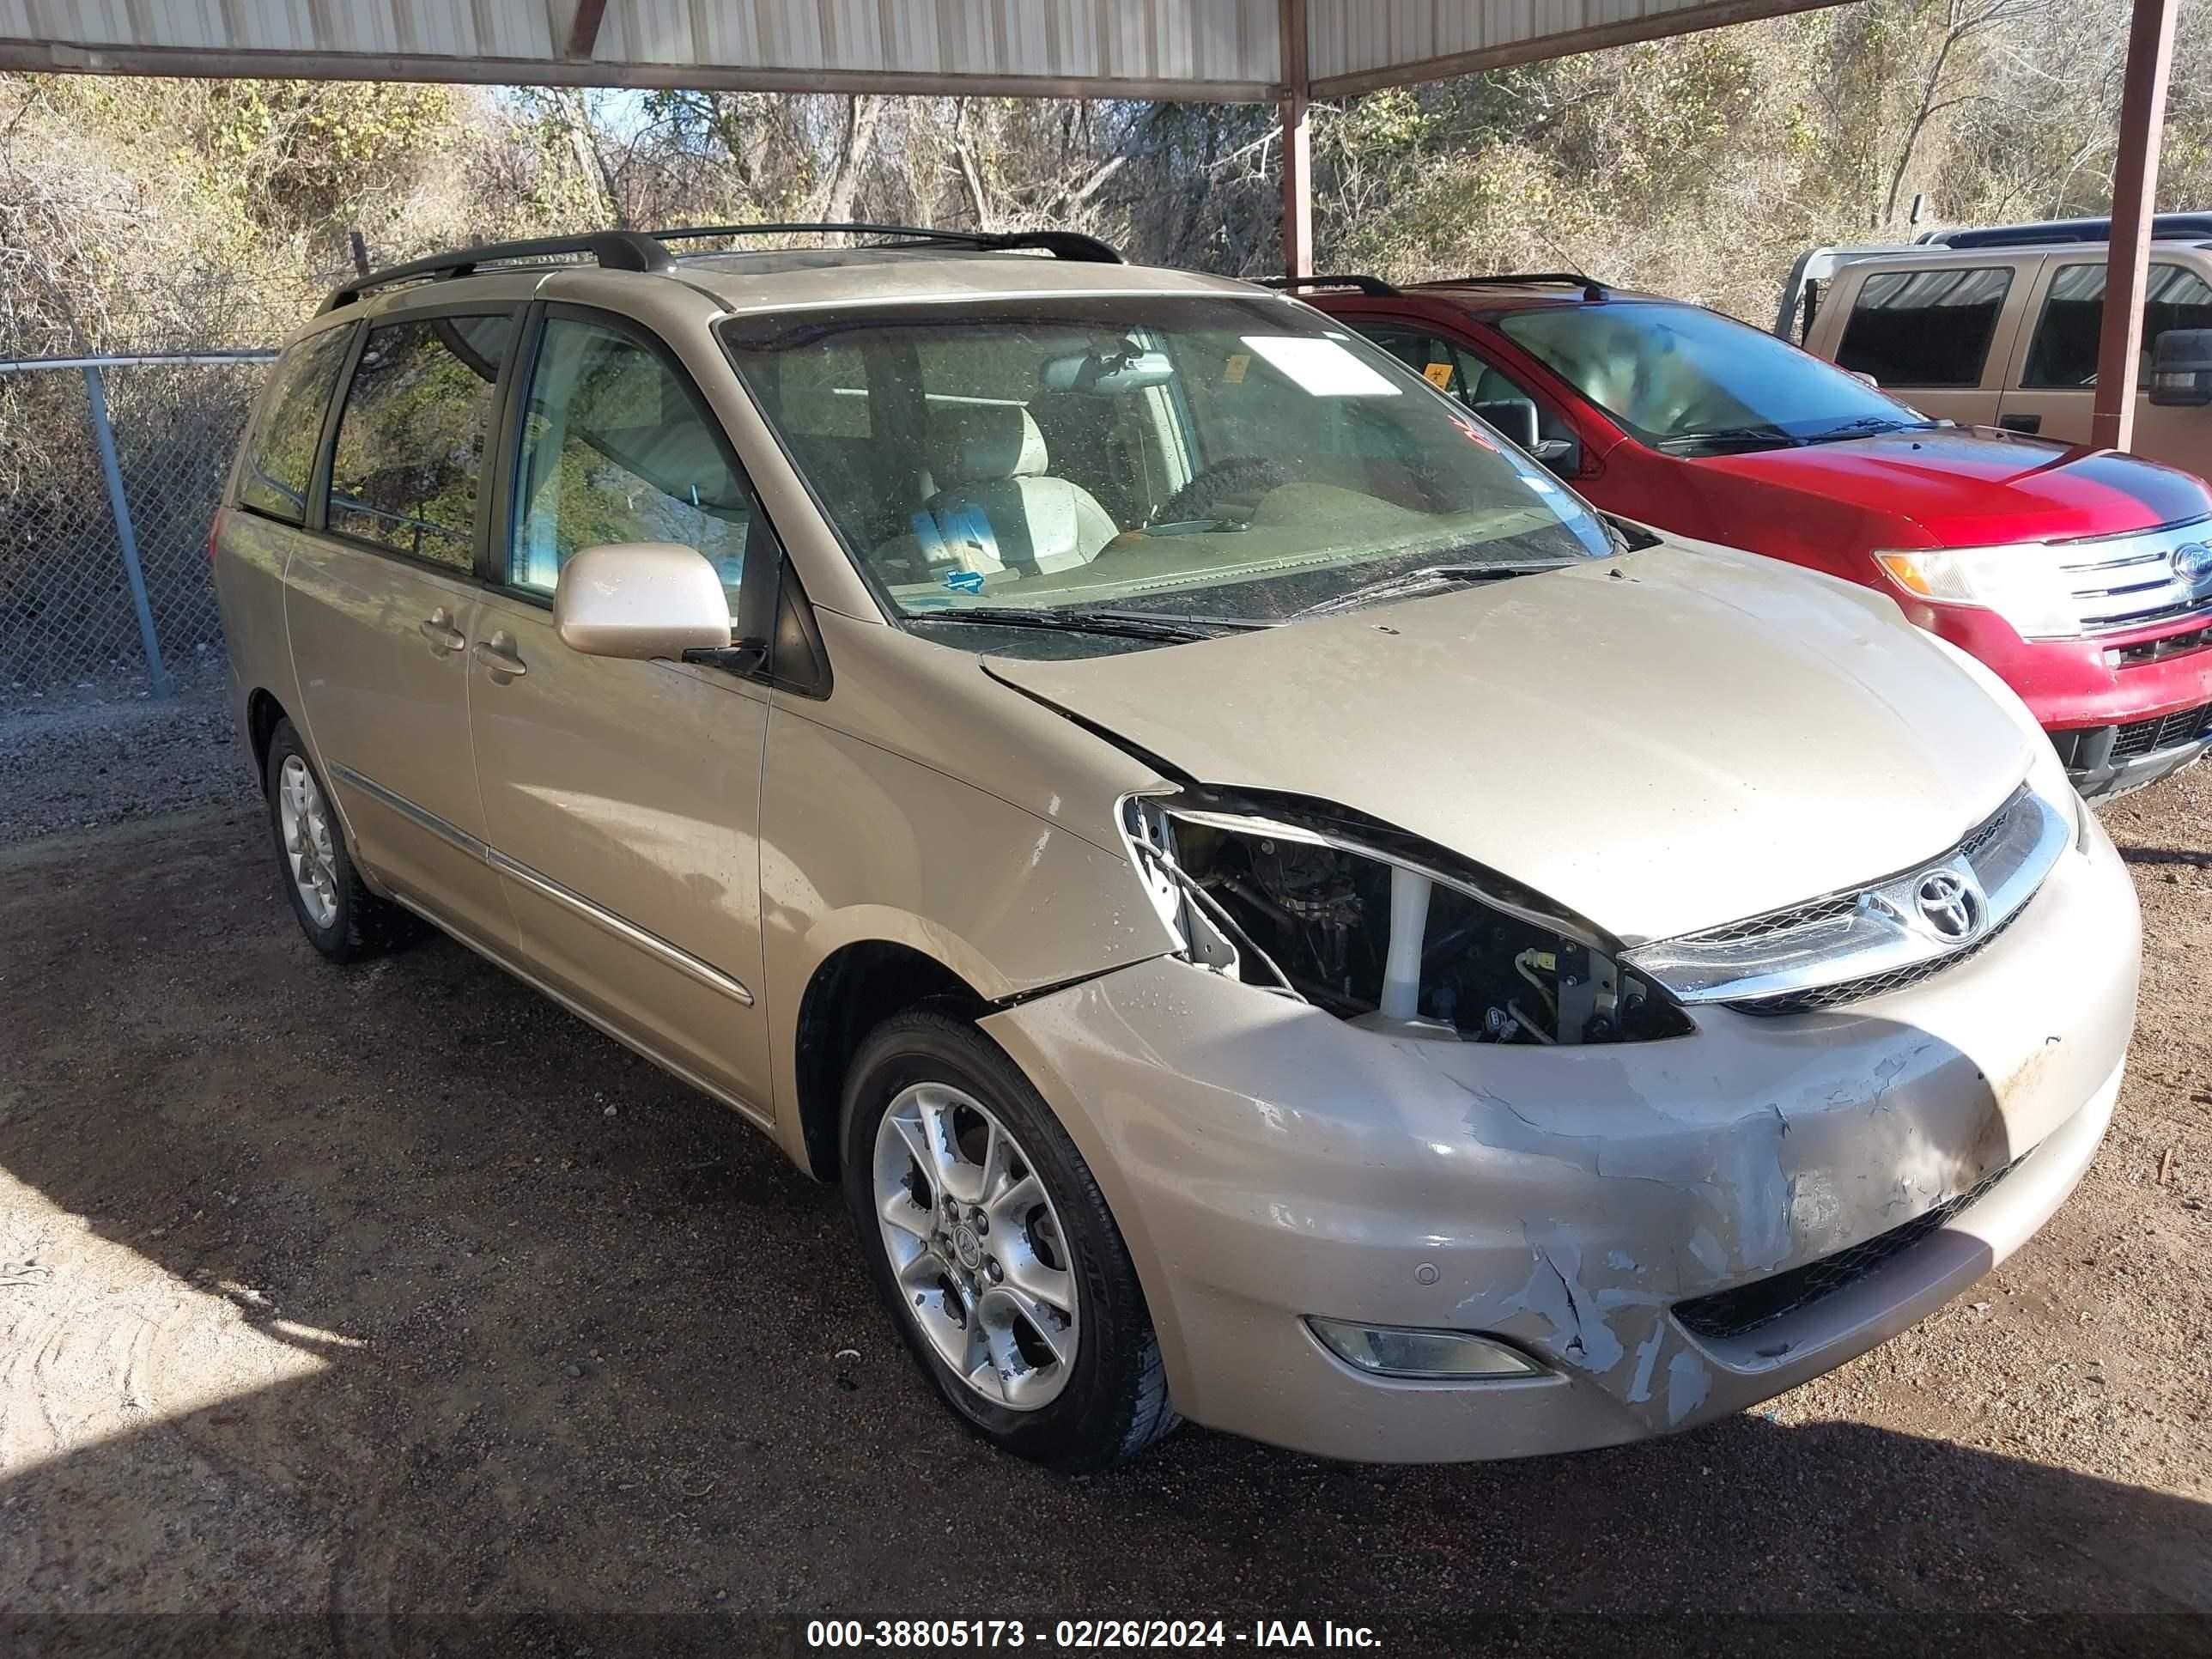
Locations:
1124;795;1692;1046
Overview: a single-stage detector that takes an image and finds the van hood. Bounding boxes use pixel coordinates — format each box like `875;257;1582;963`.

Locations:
983;544;2035;945
1694;426;2212;546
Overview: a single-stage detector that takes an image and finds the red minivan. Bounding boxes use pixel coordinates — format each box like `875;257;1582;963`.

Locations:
1287;272;2212;799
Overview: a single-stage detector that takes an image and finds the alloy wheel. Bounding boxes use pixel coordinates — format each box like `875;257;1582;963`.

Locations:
276;754;339;929
872;1081;1080;1410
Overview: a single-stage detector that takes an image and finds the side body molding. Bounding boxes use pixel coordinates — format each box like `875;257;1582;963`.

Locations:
327;761;754;1006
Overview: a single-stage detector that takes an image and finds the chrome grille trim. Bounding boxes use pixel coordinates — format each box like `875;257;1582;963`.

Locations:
1723;902;2027;1016
2055;519;2212;635
1624;784;2070;1009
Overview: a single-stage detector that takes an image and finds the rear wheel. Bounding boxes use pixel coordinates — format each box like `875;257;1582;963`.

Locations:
842;1012;1177;1469
263;719;413;962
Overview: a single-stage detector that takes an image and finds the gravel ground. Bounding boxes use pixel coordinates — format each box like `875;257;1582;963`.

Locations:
0;718;2207;1658
0;672;252;845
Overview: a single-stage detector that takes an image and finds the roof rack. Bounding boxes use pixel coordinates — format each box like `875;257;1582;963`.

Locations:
1260;273;1401;296
1415;271;1608;301
320;222;1123;313
649;222;1124;264
320;230;669;313
1922;212;2212;251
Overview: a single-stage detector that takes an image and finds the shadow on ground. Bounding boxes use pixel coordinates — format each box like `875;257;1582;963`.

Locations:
3;805;2208;1658
2117;843;2212;869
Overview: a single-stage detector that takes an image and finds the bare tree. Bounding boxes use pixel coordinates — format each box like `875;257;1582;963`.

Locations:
1881;0;2049;228
811;95;885;221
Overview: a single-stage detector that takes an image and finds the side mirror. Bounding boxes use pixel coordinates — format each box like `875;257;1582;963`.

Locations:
2149;328;2212;407
1468;398;1540;451
553;543;737;661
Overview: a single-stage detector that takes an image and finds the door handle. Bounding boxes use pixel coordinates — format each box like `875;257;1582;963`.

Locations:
473;632;528;679
1999;413;2042;434
417;607;466;652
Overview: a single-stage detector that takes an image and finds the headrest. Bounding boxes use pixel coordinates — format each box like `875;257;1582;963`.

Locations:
929;404;1048;484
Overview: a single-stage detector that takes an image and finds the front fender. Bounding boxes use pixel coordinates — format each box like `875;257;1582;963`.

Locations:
758;695;1173;1161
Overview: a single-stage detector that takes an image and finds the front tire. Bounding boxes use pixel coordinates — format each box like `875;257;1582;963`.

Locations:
842;1012;1177;1470
262;718;413;963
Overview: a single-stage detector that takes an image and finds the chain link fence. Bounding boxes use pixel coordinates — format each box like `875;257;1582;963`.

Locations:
1;351;274;696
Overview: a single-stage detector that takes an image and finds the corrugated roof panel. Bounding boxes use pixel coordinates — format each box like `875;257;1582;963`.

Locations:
1306;0;1806;91
6;0;1826;98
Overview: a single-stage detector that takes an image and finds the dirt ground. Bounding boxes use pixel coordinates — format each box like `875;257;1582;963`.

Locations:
0;724;2208;1658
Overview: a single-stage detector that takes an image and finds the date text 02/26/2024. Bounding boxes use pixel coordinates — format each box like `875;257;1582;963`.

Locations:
804;1618;1383;1650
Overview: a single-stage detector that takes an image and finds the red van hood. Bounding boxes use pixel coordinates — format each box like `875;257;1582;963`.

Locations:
1695;427;2212;547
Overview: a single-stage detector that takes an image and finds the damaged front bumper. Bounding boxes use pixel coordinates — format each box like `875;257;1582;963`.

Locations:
978;808;2139;1462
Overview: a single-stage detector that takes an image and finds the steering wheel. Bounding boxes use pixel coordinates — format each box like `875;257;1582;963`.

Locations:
1146;455;1289;529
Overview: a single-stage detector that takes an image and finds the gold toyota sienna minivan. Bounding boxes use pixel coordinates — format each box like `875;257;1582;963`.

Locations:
212;225;2140;1470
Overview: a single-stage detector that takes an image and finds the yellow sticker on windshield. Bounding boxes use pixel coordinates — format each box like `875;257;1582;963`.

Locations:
1224;353;1250;385
1423;361;1455;390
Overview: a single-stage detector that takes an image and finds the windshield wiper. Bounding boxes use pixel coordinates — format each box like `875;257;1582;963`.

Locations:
1291;562;1573;622
908;605;1264;644
1653;423;1802;454
1797;415;1942;444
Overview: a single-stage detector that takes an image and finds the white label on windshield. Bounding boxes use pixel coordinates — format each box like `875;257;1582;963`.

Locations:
1239;335;1403;398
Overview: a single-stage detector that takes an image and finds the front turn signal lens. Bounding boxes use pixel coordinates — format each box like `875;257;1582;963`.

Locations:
1308;1318;1544;1379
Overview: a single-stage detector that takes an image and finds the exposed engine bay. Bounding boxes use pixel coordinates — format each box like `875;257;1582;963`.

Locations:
1126;793;1691;1046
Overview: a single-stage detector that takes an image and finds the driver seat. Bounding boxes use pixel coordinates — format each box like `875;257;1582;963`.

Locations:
911;404;1119;577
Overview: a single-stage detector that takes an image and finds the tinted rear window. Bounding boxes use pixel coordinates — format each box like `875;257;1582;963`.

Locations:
328;314;514;569
237;327;353;523
1836;267;2013;387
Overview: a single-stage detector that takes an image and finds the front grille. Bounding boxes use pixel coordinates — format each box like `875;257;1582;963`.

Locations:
2111;700;2212;761
2060;526;2212;635
1684;787;2023;956
1726;901;2026;1015
1955;802;2012;863
2109;622;2212;668
1686;893;1857;945
1631;785;2067;1012
1674;1152;2027;1343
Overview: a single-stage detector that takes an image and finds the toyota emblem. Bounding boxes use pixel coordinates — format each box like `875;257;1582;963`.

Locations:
1914;870;1979;940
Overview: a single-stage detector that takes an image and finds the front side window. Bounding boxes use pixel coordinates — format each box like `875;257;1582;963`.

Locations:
509;317;751;605
722;295;1613;651
1358;323;1578;463
1361;324;1475;392
1834;266;2014;388
1498;301;1924;453
238;325;353;523
2024;261;2212;388
327;313;514;569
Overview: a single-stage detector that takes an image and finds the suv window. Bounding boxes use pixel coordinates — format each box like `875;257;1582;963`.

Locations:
510;315;752;602
1356;323;1579;461
1361;325;1471;393
1836;267;2014;387
2024;261;2212;388
327;313;515;569
237;326;353;523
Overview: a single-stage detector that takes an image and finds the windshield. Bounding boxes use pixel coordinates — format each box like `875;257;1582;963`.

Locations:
720;295;1613;647
1496;301;1929;452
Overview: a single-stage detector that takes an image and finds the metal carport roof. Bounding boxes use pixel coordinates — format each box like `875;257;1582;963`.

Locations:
6;1;1850;100
0;0;2183;451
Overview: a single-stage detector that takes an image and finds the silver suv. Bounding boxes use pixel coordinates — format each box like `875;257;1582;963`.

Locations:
213;224;2138;1468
